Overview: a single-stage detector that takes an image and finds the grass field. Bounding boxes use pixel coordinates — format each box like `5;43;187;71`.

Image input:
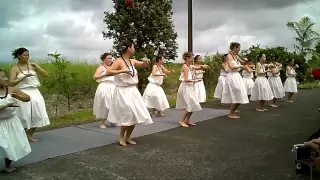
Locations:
0;61;319;131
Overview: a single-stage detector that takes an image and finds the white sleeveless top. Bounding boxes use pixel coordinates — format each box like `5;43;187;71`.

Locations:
242;69;253;78
193;69;204;80
179;65;194;84
0;94;17;119
113;59;138;87
286;66;296;77
96;65;114;83
227;59;241;73
16;70;41;89
267;64;280;77
148;65;164;85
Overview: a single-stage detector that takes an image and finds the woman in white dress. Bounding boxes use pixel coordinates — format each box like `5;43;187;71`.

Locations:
214;54;228;106
221;42;249;119
93;53;117;128
242;58;255;99
176;52;209;127
250;53;274;111
107;40;153;146
9;47;50;142
143;55;173;117
193;55;208;103
267;56;285;107
284;59;298;103
0;69;31;173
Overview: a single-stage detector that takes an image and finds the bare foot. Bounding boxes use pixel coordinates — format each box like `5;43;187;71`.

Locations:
256;109;264;112
158;113;165;117
125;138;137;145
186;122;196;126
228;114;239;119
119;138;126;147
263;109;268;112
28;137;39;142
287;100;294;103
4;167;16;173
100;124;106;129
269;104;278;108
179;121;189;127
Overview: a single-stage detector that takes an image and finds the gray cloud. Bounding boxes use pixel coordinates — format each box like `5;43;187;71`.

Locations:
0;0;319;62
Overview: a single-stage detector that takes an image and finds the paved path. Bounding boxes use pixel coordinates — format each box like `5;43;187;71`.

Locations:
1;89;319;180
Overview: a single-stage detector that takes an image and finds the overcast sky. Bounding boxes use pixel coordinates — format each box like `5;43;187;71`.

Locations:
0;0;319;63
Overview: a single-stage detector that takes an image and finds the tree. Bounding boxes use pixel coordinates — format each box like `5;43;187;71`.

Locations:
286;16;320;56
308;41;320;68
103;0;178;92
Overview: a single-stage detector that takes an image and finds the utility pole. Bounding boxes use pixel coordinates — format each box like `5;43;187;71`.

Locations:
188;0;193;52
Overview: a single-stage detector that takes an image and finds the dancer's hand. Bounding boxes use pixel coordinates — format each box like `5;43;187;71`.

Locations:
142;57;150;65
120;69;132;75
30;62;40;69
24;73;34;78
201;65;209;69
6;102;19;107
171;69;175;73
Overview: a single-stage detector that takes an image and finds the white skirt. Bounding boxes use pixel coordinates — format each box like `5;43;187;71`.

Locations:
284;77;298;93
214;75;226;99
242;77;254;96
194;80;206;103
268;76;285;98
176;82;202;112
221;72;249;104
107;85;153;126
93;81;115;119
142;83;170;111
16;87;50;129
0;116;31;161
250;76;274;101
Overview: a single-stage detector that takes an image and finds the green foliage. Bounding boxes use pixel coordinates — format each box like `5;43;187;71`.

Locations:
308;41;320;68
241;45;308;83
202;53;222;98
103;0;178;60
286;16;320;56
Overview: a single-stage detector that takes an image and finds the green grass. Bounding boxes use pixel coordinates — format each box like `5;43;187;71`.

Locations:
298;81;320;89
38;109;96;131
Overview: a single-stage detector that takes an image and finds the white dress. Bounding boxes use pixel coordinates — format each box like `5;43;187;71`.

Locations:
107;62;153;126
0;94;31;161
221;59;249;104
193;69;206;103
267;66;285;98
93;66;116;119
250;63;274;101
15;70;50;129
242;69;254;96
214;69;227;99
142;65;170;111
176;66;202;112
284;66;298;93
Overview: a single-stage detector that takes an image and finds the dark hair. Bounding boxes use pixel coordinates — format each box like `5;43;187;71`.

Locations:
12;47;28;59
182;52;193;60
155;55;163;62
257;53;265;61
100;53;112;61
194;55;201;63
229;42;240;50
121;40;134;54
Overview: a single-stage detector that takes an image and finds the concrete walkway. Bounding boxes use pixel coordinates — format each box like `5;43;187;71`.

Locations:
0;108;228;170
